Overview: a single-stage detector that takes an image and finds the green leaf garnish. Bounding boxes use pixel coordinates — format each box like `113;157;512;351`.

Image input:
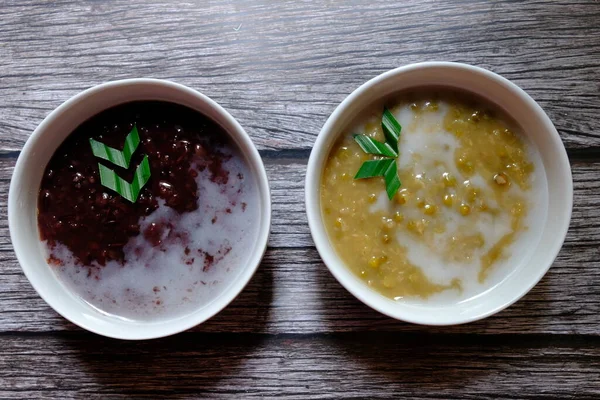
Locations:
382;107;401;153
353;108;402;200
354;159;394;179
89;125;141;169
98;155;151;203
383;160;401;200
353;135;398;157
89;124;152;203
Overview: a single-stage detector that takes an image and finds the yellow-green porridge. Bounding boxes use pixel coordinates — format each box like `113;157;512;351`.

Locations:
321;90;547;302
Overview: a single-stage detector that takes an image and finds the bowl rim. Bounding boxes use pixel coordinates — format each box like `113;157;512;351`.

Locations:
305;61;573;325
8;78;272;339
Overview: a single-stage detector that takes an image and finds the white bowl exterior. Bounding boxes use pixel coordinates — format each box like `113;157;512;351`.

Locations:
306;62;572;325
9;79;271;339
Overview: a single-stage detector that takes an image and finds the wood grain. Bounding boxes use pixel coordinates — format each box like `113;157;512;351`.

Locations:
0;333;599;399
1;157;600;335
0;0;599;153
2;0;600;398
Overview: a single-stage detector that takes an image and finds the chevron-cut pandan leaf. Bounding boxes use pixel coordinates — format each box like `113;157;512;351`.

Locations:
89;125;141;169
354;159;394;179
353;108;403;200
383;160;401;200
382;107;401;153
353;135;398;157
98;155;151;203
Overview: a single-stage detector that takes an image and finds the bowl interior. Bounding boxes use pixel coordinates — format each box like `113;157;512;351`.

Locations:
9;79;271;339
306;62;572;325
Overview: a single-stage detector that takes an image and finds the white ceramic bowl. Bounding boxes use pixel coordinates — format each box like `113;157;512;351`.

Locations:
305;62;572;325
9;79;271;339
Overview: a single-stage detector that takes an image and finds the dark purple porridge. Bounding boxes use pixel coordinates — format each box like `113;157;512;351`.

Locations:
37;101;259;320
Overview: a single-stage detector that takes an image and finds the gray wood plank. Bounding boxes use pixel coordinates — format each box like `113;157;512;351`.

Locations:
0;333;598;399
2;1;600;397
1;156;599;335
0;0;599;153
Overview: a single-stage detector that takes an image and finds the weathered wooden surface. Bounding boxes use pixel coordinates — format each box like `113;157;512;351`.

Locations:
1;0;599;153
1;158;600;335
1;334;600;399
1;0;600;398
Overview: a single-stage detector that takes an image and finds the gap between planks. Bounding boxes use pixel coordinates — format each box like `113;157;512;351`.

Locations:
2;147;600;164
1;330;600;345
1;331;599;399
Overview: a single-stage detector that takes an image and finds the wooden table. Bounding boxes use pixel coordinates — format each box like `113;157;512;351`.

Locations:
1;1;599;398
